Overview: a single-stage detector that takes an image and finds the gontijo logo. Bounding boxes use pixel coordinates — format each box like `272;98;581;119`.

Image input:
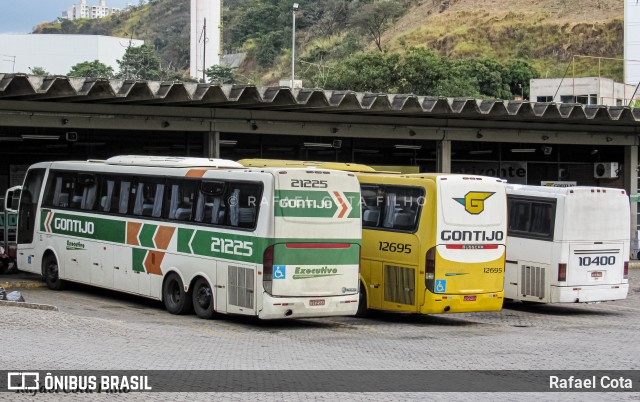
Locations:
454;192;494;215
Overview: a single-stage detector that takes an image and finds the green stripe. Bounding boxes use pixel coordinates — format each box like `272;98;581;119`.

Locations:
177;228;194;254
139;224;157;248
132;248;146;273
42;210;125;243
38;210;361;267
345;191;361;219
275;190;338;218
274;243;360;266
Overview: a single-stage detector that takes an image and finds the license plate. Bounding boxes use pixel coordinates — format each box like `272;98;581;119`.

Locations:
309;299;325;306
463;295;477;301
591;271;603;278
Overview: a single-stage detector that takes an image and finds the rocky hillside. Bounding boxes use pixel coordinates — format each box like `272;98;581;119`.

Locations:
33;0;624;85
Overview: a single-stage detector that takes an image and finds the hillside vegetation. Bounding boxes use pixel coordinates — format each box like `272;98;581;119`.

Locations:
33;0;624;94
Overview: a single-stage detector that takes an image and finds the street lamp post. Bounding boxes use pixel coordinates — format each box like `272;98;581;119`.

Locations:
291;3;299;89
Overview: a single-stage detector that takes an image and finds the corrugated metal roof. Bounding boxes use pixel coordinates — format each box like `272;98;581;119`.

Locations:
1;73;639;125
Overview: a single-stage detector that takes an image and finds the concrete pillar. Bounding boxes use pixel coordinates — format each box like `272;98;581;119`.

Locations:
437;139;452;173
205;131;220;158
624;145;638;244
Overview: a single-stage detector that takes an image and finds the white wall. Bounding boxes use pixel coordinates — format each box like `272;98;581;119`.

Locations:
625;0;640;85
0;34;143;76
190;0;222;81
530;77;638;106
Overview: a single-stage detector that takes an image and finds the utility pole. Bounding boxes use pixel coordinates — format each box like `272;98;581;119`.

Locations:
291;3;299;88
202;17;207;83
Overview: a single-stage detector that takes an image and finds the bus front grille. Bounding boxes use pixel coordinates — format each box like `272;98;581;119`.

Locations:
521;265;545;299
228;266;255;309
384;265;415;305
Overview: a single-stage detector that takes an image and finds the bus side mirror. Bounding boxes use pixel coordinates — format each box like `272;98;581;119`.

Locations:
4;186;21;213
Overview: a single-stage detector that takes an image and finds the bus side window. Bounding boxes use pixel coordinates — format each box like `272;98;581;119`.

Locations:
361;185;382;228
132;180;164;218
382;192;397;228
118;180;131;214
165;180;197;221
530;202;552;236
383;186;423;231
98;176;117;213
508;199;531;233
44;172;75;208
228;182;261;229
78;174;98;211
195;181;226;225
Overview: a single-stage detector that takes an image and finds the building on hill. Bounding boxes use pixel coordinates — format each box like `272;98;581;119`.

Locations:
62;0;122;21
0;34;143;75
530;77;640;107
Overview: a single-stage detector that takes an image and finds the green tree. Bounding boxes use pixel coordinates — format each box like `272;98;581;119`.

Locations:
323;52;400;92
349;0;404;51
453;58;511;99
68;60;114;78
504;60;539;99
206;65;236;84
397;48;449;95
117;44;162;80
29;66;49;76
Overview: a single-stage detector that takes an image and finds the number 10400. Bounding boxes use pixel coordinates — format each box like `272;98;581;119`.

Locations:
578;256;615;266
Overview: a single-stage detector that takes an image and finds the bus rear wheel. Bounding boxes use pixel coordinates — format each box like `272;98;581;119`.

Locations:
163;273;192;315
192;277;215;319
43;254;64;290
355;283;368;317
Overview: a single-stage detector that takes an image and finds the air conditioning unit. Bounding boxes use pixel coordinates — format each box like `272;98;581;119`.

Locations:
594;162;619;179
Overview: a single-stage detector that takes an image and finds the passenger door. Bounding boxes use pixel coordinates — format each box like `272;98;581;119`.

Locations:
16;168;46;273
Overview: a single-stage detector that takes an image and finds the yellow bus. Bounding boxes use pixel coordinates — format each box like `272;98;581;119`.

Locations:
238;159;507;315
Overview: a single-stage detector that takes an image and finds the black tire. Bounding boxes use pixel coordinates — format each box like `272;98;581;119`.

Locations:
355;283;368;317
43;254;64;290
162;273;193;315
192;277;216;319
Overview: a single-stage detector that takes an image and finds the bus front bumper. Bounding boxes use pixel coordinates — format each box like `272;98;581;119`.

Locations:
258;293;359;319
421;291;504;314
550;283;629;303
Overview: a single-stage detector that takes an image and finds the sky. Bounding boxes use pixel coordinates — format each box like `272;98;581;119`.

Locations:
0;0;139;34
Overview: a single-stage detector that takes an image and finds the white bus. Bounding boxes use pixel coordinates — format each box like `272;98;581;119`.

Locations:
505;185;630;304
7;156;362;319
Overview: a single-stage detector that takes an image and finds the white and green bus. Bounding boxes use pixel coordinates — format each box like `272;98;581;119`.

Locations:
7;156;362;319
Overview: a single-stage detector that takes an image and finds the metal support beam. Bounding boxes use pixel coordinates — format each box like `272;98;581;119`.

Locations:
624;145;638;242
206;131;220;158
437;139;452;173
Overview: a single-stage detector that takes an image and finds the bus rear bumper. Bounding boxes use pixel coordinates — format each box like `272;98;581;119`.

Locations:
421;292;504;314
550;284;629;303
258;293;359;319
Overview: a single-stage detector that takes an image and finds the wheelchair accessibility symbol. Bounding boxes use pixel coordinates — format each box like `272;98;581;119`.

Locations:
273;265;286;280
435;279;446;293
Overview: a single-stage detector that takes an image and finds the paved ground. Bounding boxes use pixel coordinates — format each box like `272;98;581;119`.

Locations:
0;269;639;400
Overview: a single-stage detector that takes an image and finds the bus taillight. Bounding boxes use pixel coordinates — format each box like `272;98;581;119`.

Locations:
263;245;275;294
624;261;629;279
425;247;436;291
558;263;567;282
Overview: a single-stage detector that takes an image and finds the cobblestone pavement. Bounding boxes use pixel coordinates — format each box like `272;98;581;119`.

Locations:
1;269;639;401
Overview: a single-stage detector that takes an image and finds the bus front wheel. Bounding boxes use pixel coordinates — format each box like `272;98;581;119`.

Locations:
43;254;64;291
163;273;193;315
192;277;215;319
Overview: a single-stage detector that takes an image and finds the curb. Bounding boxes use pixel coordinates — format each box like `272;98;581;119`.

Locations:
0;300;58;311
0;281;46;290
